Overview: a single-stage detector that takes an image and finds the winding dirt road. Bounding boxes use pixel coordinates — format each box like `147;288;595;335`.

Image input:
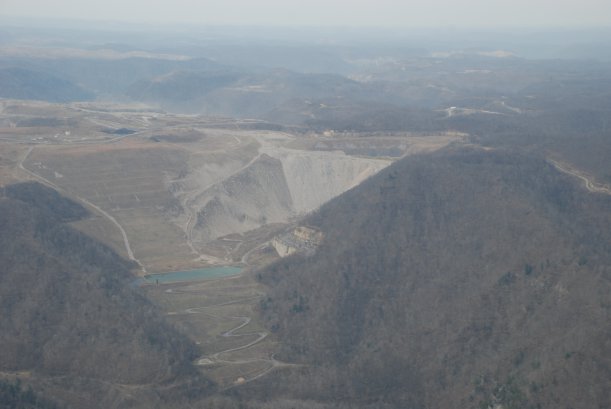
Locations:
549;159;611;195
18;146;147;273
164;285;296;389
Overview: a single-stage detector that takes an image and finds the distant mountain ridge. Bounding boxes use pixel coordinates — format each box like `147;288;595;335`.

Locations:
126;68;367;117
0;67;93;102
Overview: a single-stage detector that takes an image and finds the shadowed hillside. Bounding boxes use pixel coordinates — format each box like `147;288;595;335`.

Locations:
126;68;368;117
257;149;611;409
0;67;93;102
0;379;61;409
0;182;210;409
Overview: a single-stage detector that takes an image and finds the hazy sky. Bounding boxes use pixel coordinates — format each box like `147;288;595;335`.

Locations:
2;0;611;27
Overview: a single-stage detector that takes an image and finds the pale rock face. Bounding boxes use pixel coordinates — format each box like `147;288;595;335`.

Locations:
267;147;389;214
272;226;324;257
271;237;298;258
190;154;294;243
185;146;391;244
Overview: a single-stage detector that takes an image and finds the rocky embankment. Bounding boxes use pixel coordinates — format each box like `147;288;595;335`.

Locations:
271;226;323;257
180;142;390;245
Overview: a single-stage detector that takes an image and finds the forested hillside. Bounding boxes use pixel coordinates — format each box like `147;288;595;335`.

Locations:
0;67;93;102
257;148;611;409
0;379;61;409
0;182;208;409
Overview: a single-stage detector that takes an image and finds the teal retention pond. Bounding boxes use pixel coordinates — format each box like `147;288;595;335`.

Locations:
136;266;242;285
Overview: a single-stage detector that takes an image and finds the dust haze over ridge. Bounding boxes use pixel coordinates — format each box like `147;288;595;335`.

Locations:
2;0;611;27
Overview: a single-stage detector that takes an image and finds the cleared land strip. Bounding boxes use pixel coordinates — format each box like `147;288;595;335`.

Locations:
18;146;147;273
165;287;299;389
168;296;268;367
549;159;611;195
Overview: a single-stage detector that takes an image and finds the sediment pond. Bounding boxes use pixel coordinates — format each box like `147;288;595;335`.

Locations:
137;266;242;285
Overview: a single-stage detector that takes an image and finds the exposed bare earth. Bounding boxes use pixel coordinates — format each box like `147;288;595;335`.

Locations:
548;158;611;195
2;100;461;273
143;272;293;390
0;100;461;389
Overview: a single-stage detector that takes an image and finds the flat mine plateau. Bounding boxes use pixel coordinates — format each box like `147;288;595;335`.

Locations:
3;99;461;273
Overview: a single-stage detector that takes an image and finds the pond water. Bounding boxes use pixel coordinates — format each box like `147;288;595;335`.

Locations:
136;266;242;285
